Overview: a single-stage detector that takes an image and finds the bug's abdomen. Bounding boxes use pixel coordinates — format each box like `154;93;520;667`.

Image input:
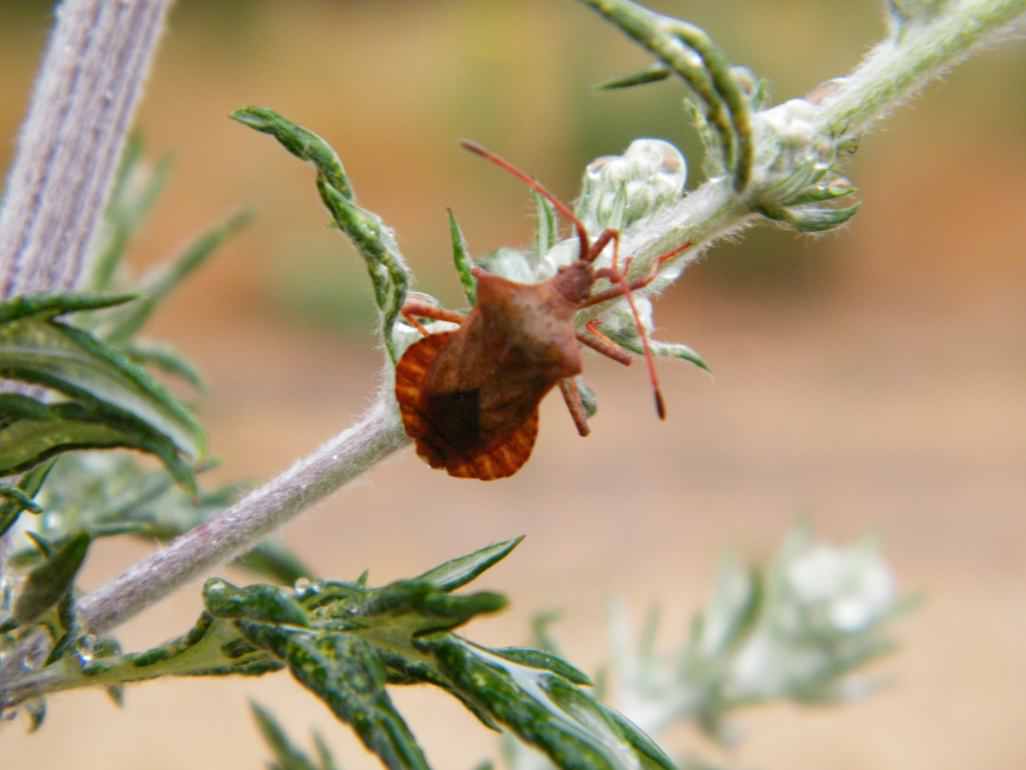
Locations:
395;331;541;480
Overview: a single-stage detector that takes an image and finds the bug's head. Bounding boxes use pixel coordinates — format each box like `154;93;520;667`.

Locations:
553;260;594;305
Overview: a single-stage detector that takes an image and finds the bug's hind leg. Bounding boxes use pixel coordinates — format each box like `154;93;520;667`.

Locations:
558;378;591;437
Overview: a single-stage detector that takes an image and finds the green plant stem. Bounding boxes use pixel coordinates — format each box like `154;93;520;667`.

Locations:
578;0;1026;314
815;0;1026;140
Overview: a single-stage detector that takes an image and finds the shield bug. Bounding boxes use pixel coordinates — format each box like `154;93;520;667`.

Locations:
394;141;689;480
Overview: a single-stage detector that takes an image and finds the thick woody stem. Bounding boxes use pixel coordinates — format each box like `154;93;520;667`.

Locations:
0;0;173;612
0;0;173;298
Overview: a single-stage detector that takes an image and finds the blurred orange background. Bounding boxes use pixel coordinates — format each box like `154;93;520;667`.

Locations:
3;1;1025;769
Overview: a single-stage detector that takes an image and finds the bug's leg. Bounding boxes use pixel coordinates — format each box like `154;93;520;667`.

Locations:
582;241;694;308
586;228;619;264
580;272;657;308
401;301;465;338
577;321;632;366
583;240;695;422
558;378;591;437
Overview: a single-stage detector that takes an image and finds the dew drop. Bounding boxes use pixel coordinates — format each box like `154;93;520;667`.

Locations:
75;634;97;666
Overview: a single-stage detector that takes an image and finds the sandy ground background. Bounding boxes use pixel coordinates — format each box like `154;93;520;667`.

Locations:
3;2;1025;769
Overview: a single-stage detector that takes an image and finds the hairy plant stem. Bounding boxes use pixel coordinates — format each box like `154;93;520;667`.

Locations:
0;0;173;298
0;0;173;611
78;396;409;634
814;0;1026;140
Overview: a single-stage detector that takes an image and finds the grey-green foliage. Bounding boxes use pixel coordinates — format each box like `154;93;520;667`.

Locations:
500;527;913;770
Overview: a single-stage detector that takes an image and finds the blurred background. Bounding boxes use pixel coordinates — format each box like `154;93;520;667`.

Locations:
3;1;1025;768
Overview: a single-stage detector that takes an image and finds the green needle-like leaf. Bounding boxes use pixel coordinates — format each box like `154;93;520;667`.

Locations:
251;700;336;770
415;536;523;592
0;394;196;491
11;531;90;626
122;339;206;391
596;63;671;90
104;209;252;344
533;192;559;258
91;136;173;292
0;294;205;461
0;482;44;537
448;209;477;306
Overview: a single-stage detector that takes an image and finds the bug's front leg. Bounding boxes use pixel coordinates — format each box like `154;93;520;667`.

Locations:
401;301;466;337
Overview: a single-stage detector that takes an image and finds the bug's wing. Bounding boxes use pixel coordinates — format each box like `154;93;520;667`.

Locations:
395;330;457;452
395;330;543;480
446;408;539;480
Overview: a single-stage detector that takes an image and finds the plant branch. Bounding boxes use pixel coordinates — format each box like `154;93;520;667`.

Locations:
76;396;409;634
814;0;1026;141
0;0;173;298
6;0;1023;685
574;0;1026;290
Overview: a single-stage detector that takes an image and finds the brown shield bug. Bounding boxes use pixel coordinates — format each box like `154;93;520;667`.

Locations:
394;141;690;480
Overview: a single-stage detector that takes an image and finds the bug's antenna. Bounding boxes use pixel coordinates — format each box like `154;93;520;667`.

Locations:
460;140;591;263
624;284;666;420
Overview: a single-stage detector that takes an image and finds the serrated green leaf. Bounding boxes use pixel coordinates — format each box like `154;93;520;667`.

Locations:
0;394;195;491
426;635;675;770
104;209;252;344
91;148;173;292
231;107;353;200
351;580;506;637
234;107;410;364
415;536;523;592
12;531;90;626
0;302;204;459
204;578;309;626
282;632;431;770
